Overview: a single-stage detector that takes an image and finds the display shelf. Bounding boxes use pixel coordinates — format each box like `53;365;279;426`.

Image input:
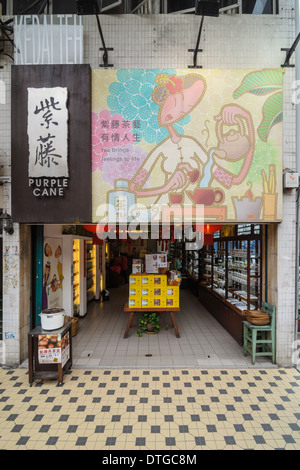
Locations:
86;241;96;302
185;249;199;281
199;225;262;313
72;240;80;316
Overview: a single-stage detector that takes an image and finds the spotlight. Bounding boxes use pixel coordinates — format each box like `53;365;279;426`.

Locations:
195;0;220;17
76;0;102;15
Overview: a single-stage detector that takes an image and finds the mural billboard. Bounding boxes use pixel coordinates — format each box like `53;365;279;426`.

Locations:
92;68;283;226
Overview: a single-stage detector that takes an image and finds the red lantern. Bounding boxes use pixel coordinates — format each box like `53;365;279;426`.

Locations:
83;225;97;232
83;224;112;234
193;224;223;234
204;234;213;245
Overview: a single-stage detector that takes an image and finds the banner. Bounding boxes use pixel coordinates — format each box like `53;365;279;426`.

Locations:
43;237;63;310
92;68;283;225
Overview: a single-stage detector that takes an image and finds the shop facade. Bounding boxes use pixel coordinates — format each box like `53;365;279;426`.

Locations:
0;2;298;367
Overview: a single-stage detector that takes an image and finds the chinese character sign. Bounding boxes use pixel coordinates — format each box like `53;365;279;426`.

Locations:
92;69;283;224
28;87;69;178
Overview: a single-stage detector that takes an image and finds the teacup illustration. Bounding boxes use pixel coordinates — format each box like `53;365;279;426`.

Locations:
187;188;224;205
169;193;183;204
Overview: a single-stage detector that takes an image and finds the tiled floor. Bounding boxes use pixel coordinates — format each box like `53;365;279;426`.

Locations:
1;367;300;450
9;285;299;451
71;285;277;369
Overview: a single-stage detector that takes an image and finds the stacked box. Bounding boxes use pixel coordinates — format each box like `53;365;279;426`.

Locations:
166;286;179;297
141;286;154;309
153;297;166;308
166;297;179;308
153;286;166;308
153;275;167;286
128;297;141;308
129;275;142;287
129;286;141;297
129;276;142;308
128;274;178;309
141;287;153;297
141;297;154;308
166;285;180;308
153;286;165;297
141;275;154;286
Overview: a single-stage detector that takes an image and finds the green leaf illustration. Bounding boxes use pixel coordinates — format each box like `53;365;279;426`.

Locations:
257;91;283;142
233;69;283;98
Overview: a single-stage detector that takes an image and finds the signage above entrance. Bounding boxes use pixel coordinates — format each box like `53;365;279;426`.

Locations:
14;14;83;65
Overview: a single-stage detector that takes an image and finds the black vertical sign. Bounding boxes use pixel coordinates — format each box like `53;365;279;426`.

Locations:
11;64;92;223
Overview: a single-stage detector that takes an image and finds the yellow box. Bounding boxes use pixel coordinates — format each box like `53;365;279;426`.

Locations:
153;287;166;297
153;297;166;308
153;275;167;286
141;287;153;297
129;275;142;287
141;297;154;308
166;286;180;298
166;297;179;308
129;287;141;297
128;297;141;308
141;275;154;286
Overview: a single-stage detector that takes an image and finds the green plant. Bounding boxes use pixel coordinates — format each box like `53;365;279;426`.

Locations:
137;312;161;337
233;69;283;142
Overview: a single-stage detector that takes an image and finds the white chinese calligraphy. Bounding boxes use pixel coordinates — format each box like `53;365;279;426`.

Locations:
28;87;69;178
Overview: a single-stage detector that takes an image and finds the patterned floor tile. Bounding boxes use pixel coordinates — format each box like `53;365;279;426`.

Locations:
1;367;300;450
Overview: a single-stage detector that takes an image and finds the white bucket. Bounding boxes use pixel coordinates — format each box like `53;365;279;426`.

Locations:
40;308;65;331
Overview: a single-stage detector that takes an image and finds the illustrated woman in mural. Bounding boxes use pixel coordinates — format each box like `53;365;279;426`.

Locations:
129;73;209;206
129;73;255;206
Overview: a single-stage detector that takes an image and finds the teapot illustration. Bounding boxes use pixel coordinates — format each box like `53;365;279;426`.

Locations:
187;188;224;206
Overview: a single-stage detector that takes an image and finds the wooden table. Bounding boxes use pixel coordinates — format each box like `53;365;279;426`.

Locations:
123;302;180;339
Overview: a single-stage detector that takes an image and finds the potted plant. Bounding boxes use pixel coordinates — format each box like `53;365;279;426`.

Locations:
137;312;161;337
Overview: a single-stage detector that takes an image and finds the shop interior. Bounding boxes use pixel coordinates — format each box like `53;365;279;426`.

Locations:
59;223;276;369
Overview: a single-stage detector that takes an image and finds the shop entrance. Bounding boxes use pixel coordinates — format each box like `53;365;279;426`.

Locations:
69;224;276;369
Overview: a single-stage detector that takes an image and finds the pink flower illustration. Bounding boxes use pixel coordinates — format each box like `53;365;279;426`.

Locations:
92;109;135;172
102;144;148;186
166;76;183;95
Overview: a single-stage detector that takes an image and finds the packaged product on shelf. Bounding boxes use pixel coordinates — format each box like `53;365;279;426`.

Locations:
168;271;181;286
132;259;142;274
